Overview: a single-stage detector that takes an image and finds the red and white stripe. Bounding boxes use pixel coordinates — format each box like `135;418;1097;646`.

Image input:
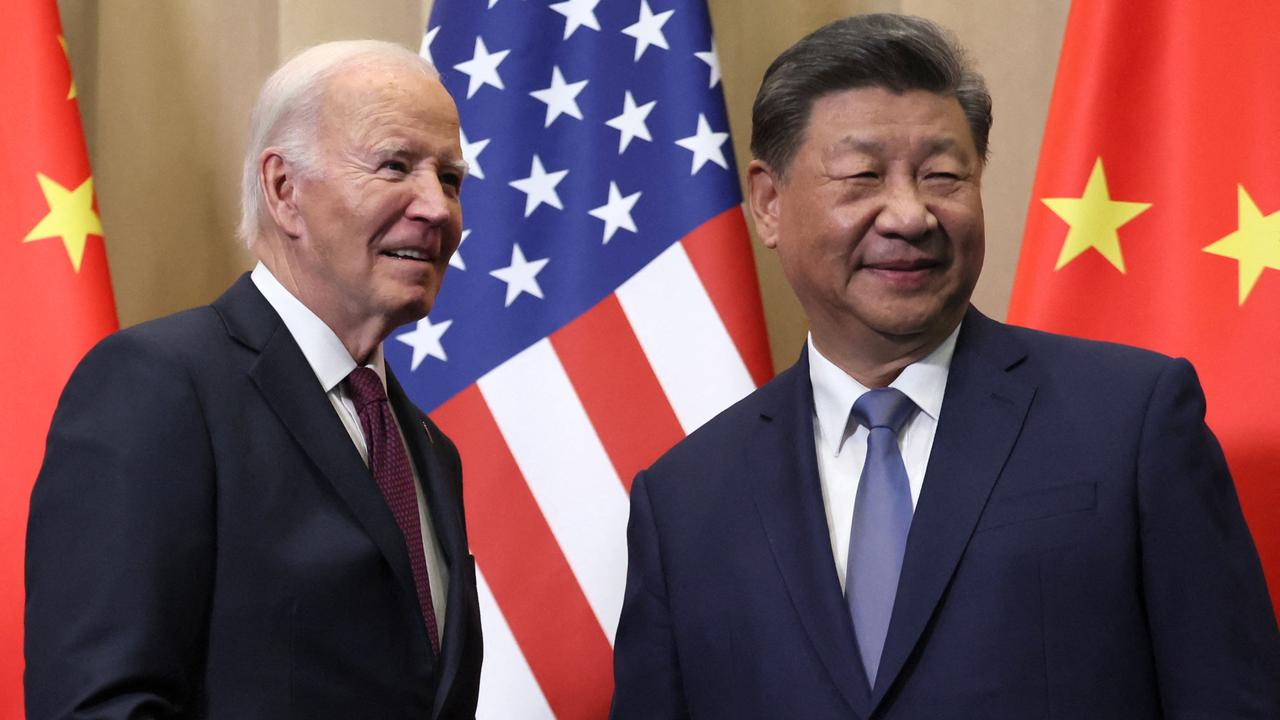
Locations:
433;207;772;718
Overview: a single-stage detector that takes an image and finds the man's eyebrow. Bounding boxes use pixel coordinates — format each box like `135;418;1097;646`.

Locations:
921;136;960;155
371;141;412;156
368;144;470;173
832;136;883;154
831;136;961;155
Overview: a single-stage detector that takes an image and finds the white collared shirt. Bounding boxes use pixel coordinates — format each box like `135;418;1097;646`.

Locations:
809;326;960;592
252;263;448;633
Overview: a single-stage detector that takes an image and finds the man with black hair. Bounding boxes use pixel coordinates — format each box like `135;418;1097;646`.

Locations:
611;14;1279;719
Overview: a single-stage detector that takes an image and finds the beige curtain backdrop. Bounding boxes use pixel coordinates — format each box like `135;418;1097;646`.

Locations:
58;0;1069;373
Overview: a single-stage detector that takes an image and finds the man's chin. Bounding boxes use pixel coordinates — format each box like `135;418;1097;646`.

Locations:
383;292;436;329
862;307;955;342
879;307;966;344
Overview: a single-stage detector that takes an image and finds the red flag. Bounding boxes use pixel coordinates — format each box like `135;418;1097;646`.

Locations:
0;1;118;712
1010;0;1280;610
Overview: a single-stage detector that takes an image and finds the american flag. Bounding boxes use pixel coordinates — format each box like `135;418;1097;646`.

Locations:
390;1;772;715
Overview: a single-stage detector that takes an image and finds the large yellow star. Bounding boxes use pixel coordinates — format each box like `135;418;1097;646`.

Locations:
23;173;103;273
58;35;76;100
1042;157;1152;273
1202;185;1280;305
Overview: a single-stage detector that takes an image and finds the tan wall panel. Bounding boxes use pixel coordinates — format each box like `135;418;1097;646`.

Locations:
64;0;1069;369
64;0;278;326
279;0;426;58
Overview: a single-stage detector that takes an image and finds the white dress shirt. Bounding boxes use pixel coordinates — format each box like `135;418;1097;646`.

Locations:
252;263;448;631
809;326;960;592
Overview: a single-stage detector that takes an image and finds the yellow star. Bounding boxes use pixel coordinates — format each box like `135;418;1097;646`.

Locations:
58;36;76;100
1042;157;1152;273
23;173;103;273
1202;185;1280;305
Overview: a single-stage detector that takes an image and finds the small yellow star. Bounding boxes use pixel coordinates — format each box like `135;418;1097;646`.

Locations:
58;35;76;100
23;173;103;273
1202;185;1280;305
1042;157;1152;273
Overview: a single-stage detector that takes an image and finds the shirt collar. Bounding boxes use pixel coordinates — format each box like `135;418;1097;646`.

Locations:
808;322;960;458
251;262;386;393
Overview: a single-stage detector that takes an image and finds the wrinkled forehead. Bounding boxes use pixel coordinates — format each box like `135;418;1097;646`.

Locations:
317;62;457;140
806;87;977;157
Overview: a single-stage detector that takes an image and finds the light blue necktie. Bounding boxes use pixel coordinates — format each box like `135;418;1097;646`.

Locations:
846;387;916;687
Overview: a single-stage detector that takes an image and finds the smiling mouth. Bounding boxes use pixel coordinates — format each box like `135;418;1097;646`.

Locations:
863;260;941;273
381;248;434;262
860;260;944;290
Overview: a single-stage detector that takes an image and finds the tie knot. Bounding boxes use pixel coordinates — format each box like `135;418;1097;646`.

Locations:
851;387;915;434
344;367;387;410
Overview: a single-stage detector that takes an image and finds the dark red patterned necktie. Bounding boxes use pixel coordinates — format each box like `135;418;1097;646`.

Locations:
344;367;440;654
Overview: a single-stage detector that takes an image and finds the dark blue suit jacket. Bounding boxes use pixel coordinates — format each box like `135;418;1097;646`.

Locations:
612;308;1279;719
26;275;482;719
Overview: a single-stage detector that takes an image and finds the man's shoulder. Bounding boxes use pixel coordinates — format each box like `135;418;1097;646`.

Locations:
87;303;215;361
965;313;1201;419
645;360;804;475
990;316;1179;378
125;303;224;341
93;304;226;365
78;277;262;379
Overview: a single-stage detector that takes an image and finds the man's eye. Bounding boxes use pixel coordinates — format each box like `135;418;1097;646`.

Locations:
379;160;410;173
440;172;463;190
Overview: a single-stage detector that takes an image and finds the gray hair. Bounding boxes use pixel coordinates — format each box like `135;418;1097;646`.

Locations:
238;40;438;246
751;13;992;178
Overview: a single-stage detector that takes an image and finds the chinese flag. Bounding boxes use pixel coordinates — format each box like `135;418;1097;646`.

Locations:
0;1;118;713
1010;0;1280;612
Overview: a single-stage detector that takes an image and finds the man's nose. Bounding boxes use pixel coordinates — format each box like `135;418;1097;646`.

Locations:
406;173;453;225
874;181;937;240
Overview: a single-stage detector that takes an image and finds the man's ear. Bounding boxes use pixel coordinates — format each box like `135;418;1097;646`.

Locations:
260;150;304;239
747;159;782;250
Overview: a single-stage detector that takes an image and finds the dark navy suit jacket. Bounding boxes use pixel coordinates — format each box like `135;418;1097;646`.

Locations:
26;274;482;719
612;308;1279;719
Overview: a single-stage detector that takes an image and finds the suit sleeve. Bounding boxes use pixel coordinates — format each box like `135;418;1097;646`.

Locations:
610;470;690;719
25;332;215;720
1137;358;1280;717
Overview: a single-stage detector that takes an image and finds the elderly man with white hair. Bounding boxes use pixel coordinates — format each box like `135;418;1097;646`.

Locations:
25;40;481;719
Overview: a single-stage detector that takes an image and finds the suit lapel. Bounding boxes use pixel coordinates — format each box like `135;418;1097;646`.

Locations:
869;309;1036;709
213;276;420;606
745;354;871;718
389;370;465;567
387;370;471;711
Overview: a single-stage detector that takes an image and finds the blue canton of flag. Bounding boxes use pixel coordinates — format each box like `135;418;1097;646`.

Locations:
394;0;739;410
